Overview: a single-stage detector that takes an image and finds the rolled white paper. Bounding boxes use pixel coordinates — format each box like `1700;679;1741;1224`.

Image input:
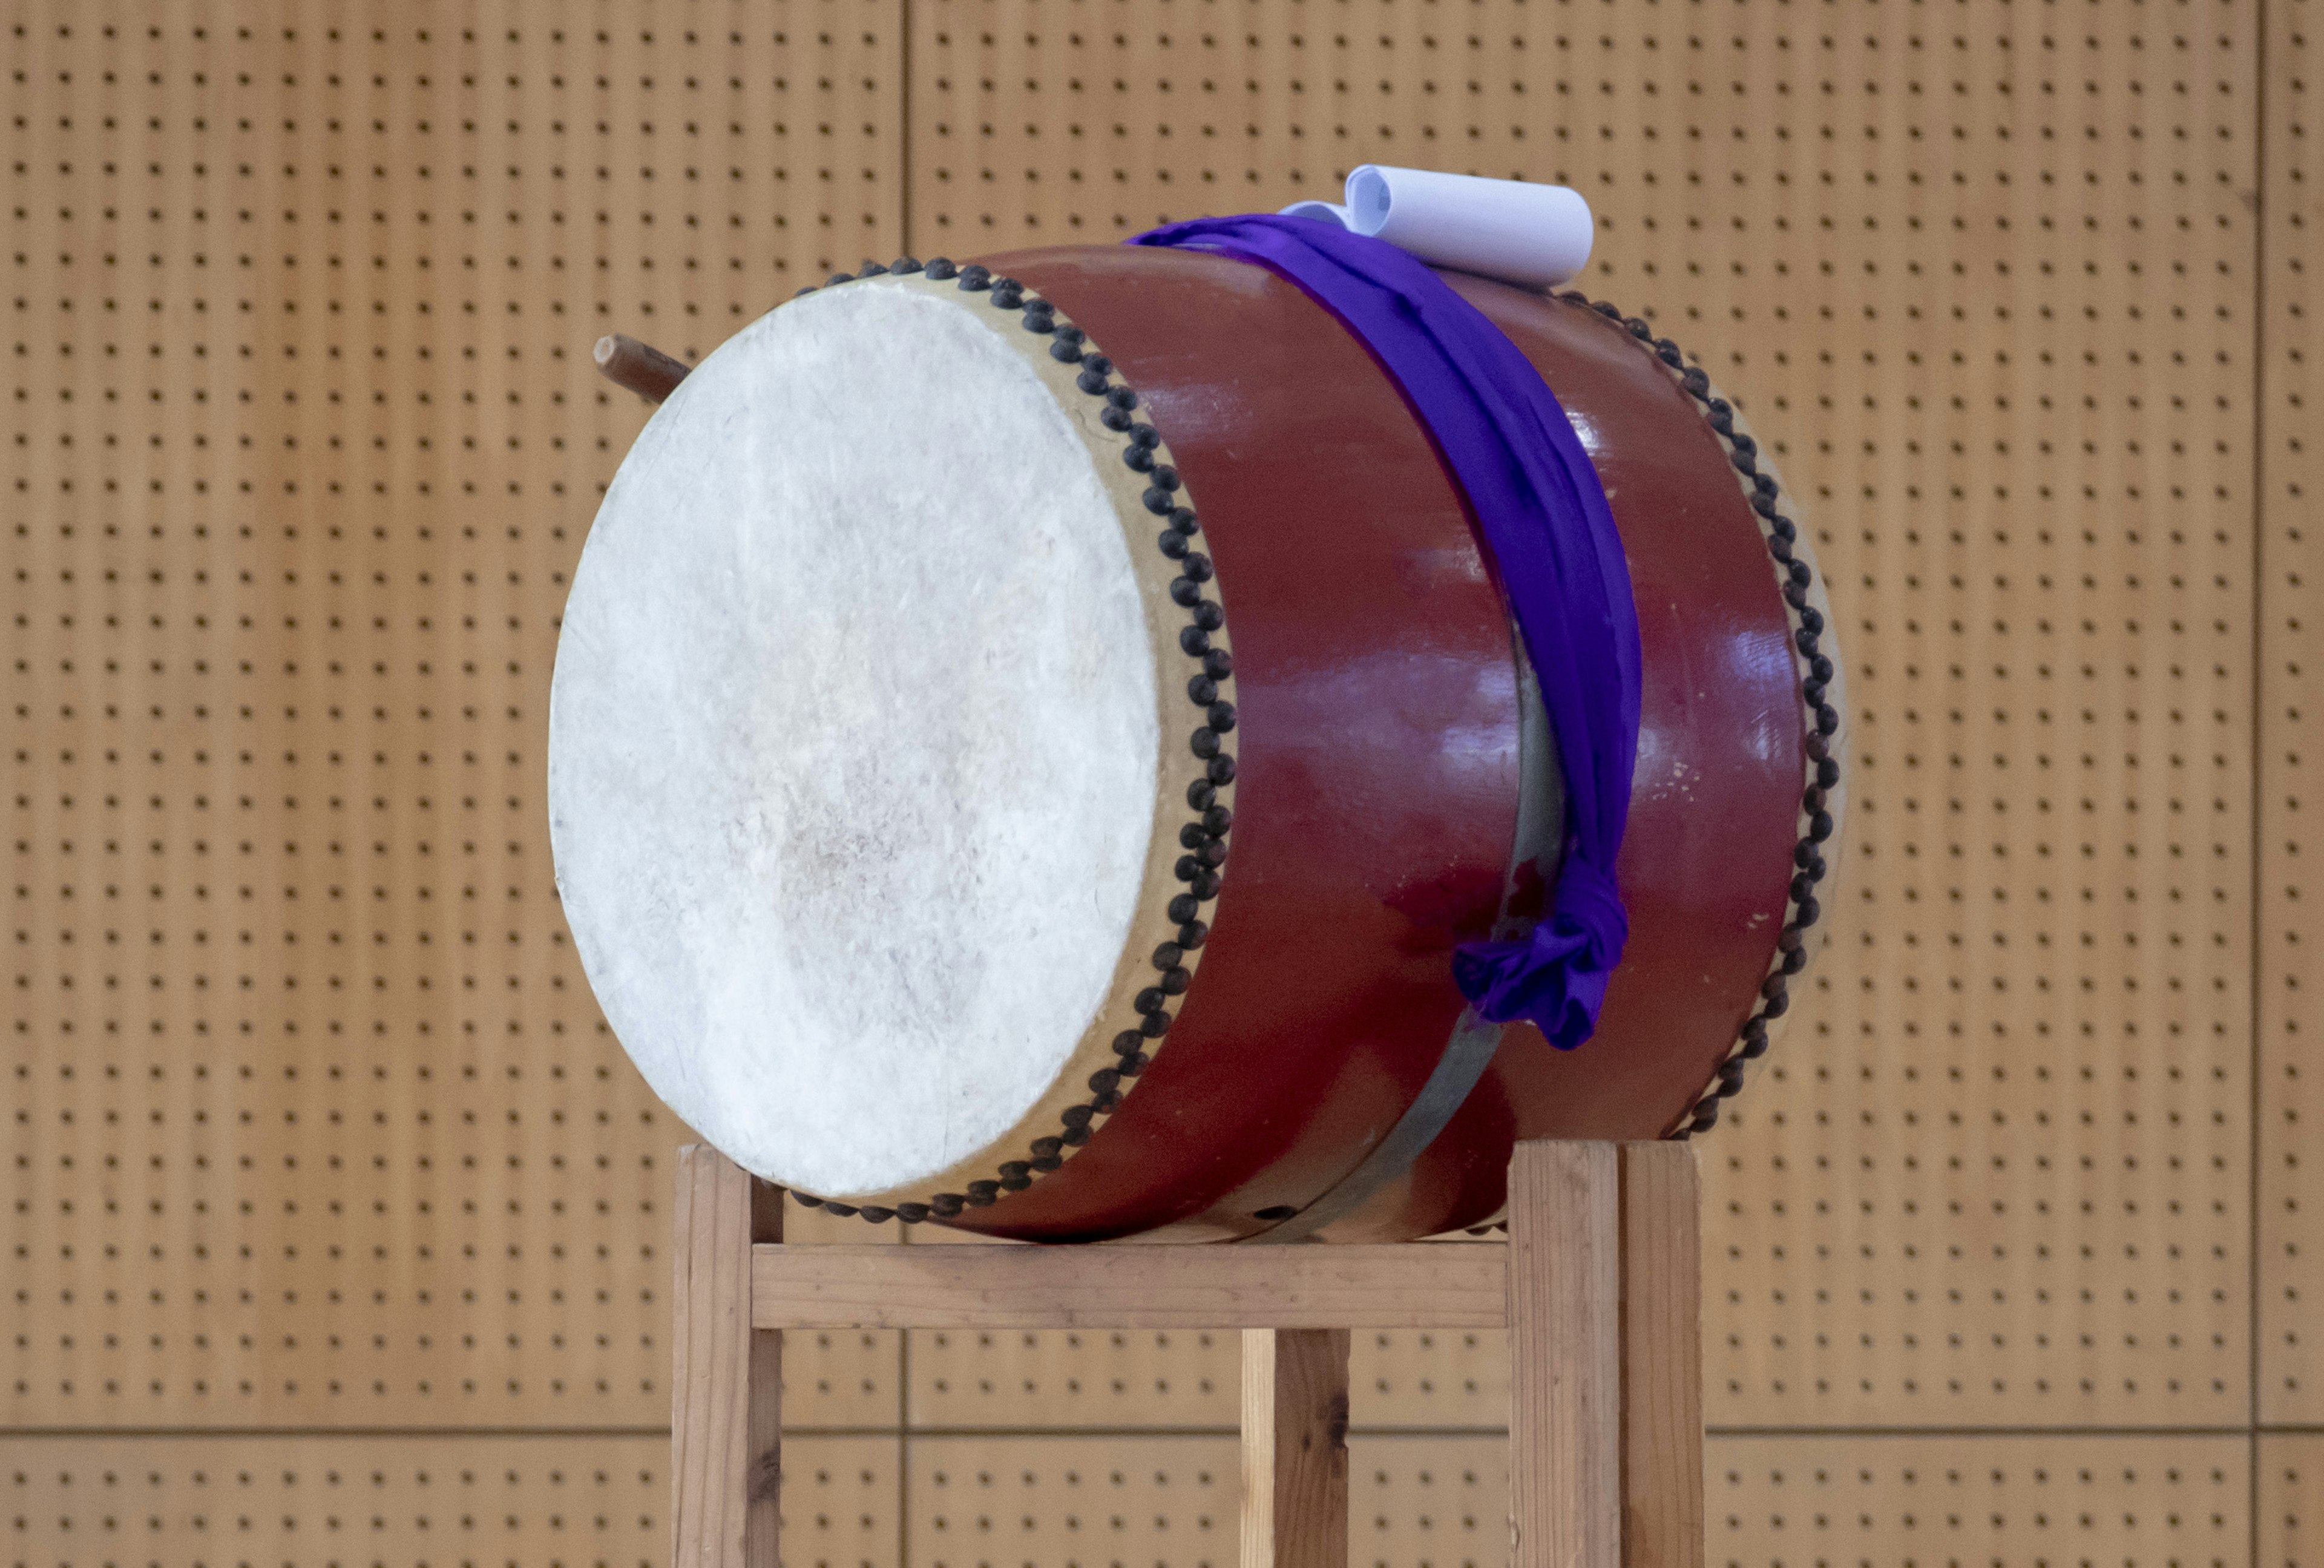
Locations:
1342;165;1594;289
1277;198;1353;228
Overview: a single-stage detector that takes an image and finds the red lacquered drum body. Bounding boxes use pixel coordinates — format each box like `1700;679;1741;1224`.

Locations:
935;248;1817;1243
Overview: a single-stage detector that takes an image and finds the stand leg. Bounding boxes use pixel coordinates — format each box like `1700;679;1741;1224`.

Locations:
1241;1327;1351;1568
1618;1142;1704;1568
673;1146;784;1568
1508;1141;1623;1568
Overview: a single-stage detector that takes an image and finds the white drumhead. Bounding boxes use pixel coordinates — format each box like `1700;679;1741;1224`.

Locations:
550;280;1164;1198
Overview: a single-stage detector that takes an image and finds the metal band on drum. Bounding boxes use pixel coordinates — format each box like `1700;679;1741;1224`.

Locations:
1244;629;1560;1243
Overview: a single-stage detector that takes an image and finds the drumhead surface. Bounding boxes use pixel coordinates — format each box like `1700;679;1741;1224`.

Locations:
549;281;1162;1196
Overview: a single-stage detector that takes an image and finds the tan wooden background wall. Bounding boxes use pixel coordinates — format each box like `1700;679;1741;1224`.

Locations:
5;0;2317;1564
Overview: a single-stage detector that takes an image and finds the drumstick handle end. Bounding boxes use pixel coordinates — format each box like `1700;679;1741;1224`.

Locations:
594;332;692;404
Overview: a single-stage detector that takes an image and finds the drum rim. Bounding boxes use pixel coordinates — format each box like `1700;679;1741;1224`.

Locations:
766;260;1248;1219
1546;297;1848;1141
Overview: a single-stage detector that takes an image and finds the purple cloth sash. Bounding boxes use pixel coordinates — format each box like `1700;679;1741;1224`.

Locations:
1128;215;1642;1049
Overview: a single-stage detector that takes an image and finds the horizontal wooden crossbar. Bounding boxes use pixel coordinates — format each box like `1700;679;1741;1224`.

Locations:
749;1241;1508;1329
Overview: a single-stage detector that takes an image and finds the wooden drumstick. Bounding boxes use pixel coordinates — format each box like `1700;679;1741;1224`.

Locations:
594;333;692;404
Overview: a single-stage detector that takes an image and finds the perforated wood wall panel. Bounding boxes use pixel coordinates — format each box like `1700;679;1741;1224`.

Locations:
2259;1438;2324;1568
0;1434;898;1568
5;0;2316;1566
5;0;904;1434
2260;0;2318;1428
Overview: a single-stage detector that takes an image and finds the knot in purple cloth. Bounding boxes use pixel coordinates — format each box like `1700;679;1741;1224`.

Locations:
1448;859;1629;1051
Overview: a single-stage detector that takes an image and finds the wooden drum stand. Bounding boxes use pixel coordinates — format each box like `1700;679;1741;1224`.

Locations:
671;1140;1703;1568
